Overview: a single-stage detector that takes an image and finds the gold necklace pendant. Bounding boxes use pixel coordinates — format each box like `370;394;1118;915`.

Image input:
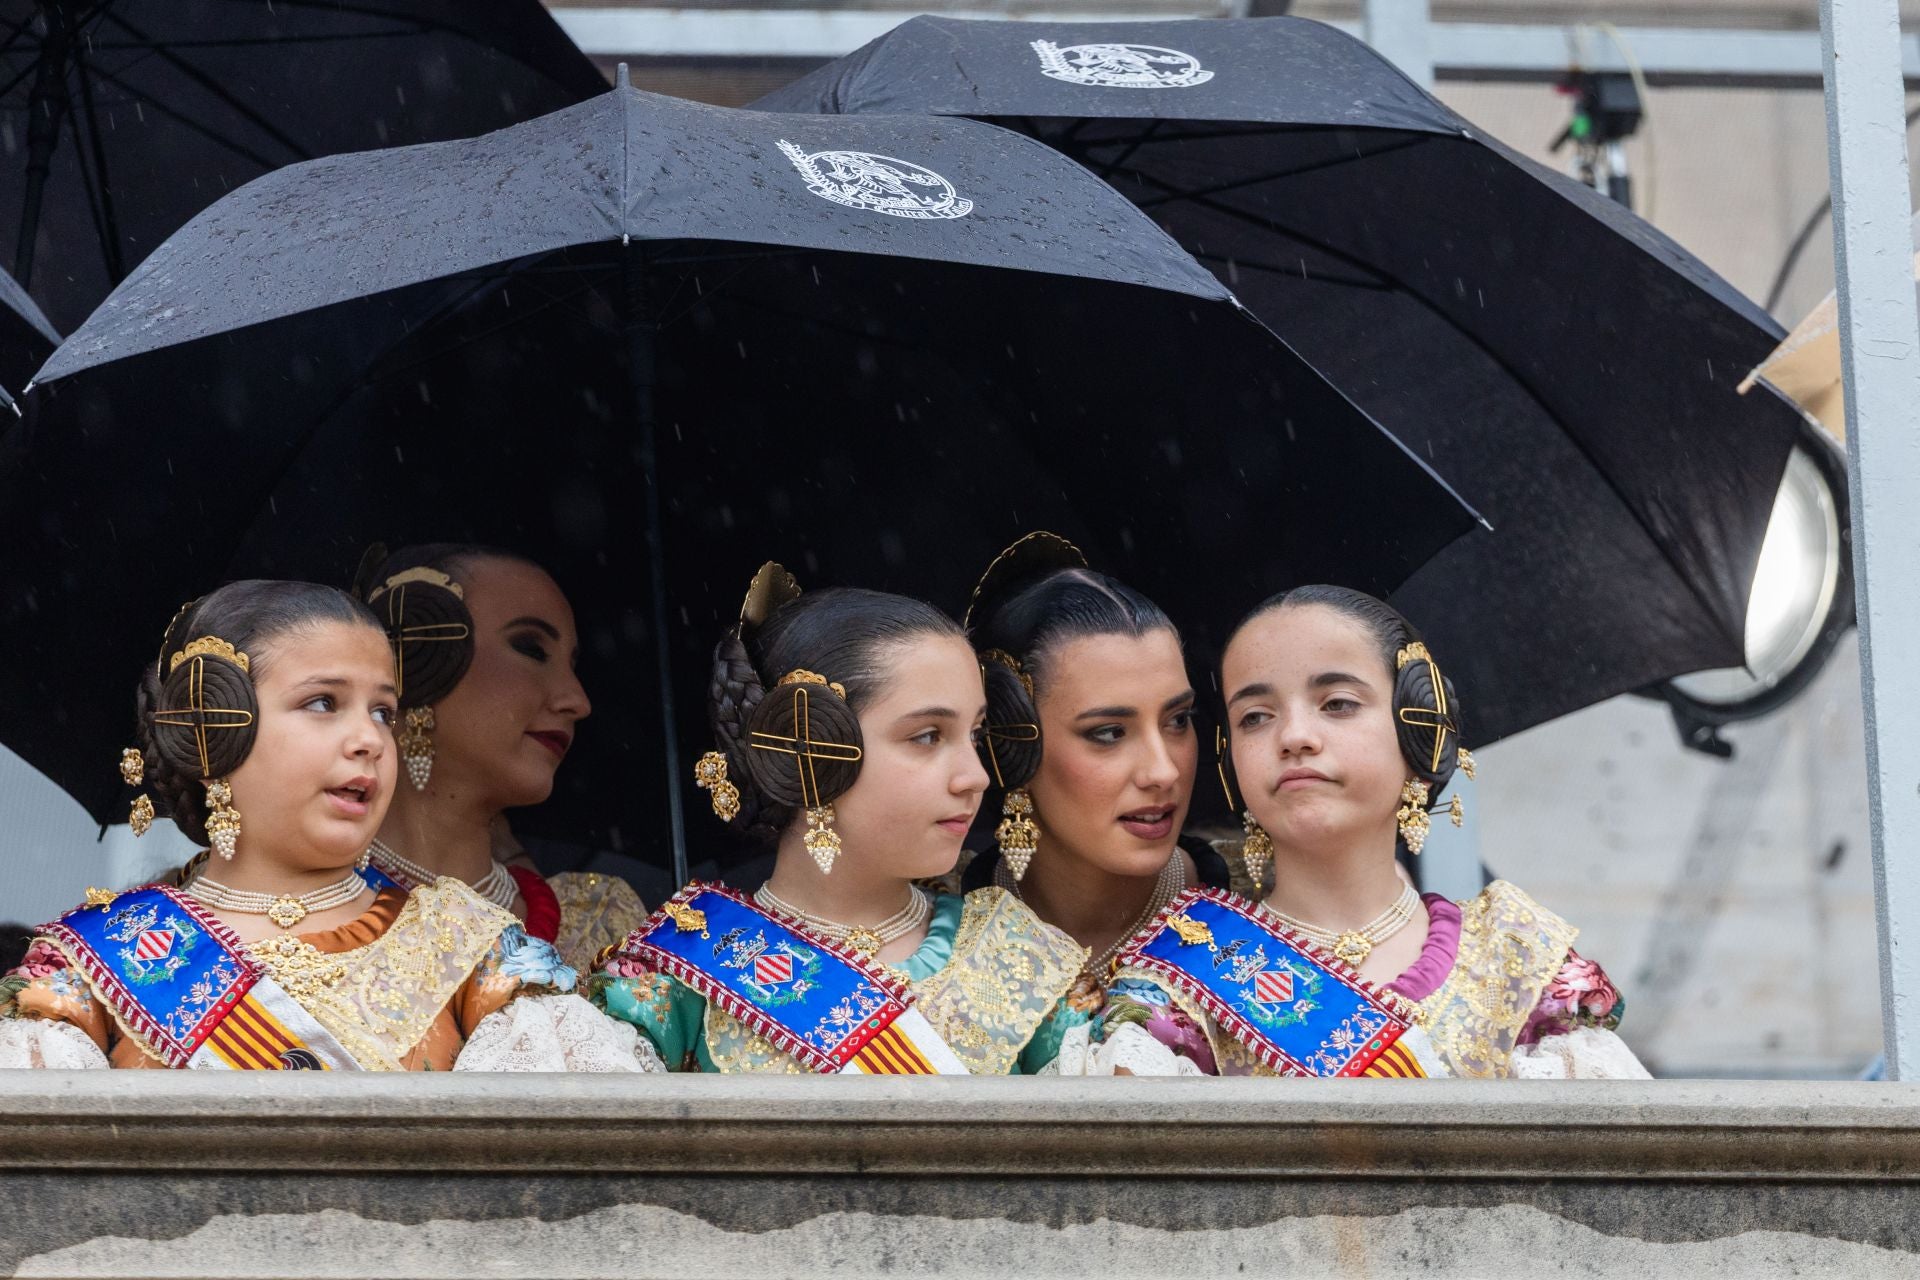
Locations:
844;927;883;955
1331;931;1373;967
266;896;309;929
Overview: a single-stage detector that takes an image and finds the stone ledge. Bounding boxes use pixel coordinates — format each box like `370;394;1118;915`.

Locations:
9;1073;1919;1180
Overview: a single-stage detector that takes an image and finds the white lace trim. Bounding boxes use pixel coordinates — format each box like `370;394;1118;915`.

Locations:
1043;1022;1204;1077
1511;1026;1651;1080
0;1018;111;1069
453;994;667;1073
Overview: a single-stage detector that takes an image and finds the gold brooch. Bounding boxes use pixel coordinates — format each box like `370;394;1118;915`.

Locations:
1168;913;1214;947
664;900;709;937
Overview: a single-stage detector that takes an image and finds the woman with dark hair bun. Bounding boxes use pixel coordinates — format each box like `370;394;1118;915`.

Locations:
1080;586;1646;1079
956;533;1236;1030
589;564;1088;1074
0;581;655;1071
348;543;648;975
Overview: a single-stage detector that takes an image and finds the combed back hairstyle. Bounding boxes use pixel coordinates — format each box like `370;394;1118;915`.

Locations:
1227;584;1464;802
968;567;1178;792
135;581;384;843
351;542;544;709
708;587;963;846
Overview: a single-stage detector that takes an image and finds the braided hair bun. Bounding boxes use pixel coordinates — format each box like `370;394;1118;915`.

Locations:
148;640;260;781
739;675;865;809
357;547;475;709
1393;643;1463;796
978;654;1042;791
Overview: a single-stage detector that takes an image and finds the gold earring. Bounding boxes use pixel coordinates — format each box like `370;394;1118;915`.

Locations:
1239;811;1274;895
803;804;842;874
1449;794;1465;827
694;750;741;821
399;706;436;791
1396;778;1431;855
206;779;242;860
1457;747;1477;781
119;747;144;786
995;788;1040;880
129;794;156;838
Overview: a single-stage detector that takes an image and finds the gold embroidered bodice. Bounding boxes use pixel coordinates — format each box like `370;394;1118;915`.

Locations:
1414;880;1577;1078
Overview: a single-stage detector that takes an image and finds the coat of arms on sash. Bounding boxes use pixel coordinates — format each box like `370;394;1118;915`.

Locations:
1124;887;1439;1078
619;884;966;1074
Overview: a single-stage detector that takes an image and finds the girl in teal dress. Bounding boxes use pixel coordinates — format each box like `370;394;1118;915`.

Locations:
591;565;1087;1074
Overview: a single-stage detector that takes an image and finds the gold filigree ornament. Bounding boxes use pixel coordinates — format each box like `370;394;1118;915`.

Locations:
803;804;842;874
129;793;156;838
169;635;250;675
778;668;848;700
693;750;740;822
995;788;1040;880
1457;746;1477;781
1396;778;1432;855
84;886;119;911
205;779;242;860
119;746;145;786
398;705;436;791
1167;912;1215;948
663;900;709;937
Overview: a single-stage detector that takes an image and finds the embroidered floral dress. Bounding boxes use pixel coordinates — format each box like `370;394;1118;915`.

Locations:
0;879;660;1072
591;886;1088;1074
1078;879;1645;1079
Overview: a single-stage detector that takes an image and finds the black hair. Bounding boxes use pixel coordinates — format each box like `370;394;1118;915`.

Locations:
709;587;963;846
968;567;1179;791
351;542;548;709
135;581;384;843
1226;584;1463;801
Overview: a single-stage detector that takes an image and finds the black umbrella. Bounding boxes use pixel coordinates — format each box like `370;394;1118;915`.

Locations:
0;259;57;406
11;77;1475;878
1;0;609;335
755;15;1808;742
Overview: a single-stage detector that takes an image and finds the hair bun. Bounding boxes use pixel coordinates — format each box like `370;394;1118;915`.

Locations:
366;566;474;708
739;678;864;809
1393;646;1462;797
149;647;260;780
979;659;1042;790
965;531;1089;633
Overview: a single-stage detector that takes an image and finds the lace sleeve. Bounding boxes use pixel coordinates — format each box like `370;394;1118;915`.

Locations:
454;994;668;1073
1511;1027;1651;1079
0;1017;111;1069
1044;1021;1205;1076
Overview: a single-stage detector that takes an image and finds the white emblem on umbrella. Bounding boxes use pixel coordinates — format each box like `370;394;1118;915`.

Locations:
1031;41;1215;89
778;141;973;220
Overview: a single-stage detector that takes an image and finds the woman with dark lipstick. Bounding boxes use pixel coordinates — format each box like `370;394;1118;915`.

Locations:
351;544;647;974
957;533;1244;1028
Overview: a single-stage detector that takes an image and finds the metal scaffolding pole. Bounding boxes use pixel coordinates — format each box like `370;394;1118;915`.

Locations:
1363;0;1434;89
1820;0;1920;1079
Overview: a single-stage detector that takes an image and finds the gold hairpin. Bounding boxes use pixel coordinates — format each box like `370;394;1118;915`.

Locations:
778;669;847;700
370;566;465;601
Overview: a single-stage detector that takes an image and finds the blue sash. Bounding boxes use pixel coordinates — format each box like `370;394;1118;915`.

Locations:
40;886;262;1068
617;883;915;1074
1120;887;1421;1077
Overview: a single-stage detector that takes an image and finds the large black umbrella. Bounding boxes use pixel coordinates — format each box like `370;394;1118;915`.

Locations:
755;16;1808;741
0;259;56;406
10;78;1475;877
1;0;609;335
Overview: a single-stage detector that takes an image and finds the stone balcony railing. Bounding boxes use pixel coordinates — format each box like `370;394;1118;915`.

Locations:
5;1074;1920;1277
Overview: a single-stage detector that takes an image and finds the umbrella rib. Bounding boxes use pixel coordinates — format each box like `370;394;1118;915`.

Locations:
1119;134;1438;210
82;61;286;171
69;48;128;283
96;9;317;161
1171;181;1748;649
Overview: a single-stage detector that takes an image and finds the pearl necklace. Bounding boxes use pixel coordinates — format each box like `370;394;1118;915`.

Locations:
1260;882;1421;968
753;883;932;956
368;838;518;910
997;849;1188;984
186;870;370;931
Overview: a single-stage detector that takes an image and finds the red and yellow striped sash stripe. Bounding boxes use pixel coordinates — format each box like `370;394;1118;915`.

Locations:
851;1021;939;1075
202;993;316;1071
1360;1038;1427;1079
